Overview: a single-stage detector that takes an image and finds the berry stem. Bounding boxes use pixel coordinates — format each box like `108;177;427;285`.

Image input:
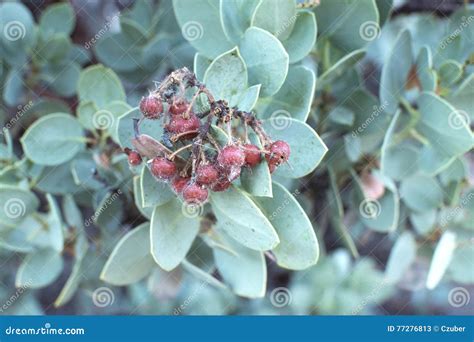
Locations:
168;143;193;160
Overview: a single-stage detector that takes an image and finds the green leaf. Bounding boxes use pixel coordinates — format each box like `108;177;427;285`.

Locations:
318;49;365;88
35;162;78;195
381;111;419;180
410;209;436;236
77;65;126;108
210;186;279;251
203;47;247;105
102;100;132;142
3;68;25;107
77;101;99;131
239;27;289;97
39;3;75;38
45;194;65;252
0;2;36;67
352;170;399;233
237;84;261;112
220;0;260;44
45;62;81;97
448;243;474;284
35;34;72;64
257;65;315;122
262;117;327;178
426;231;456;289
251;0;296;41
447;74;474;121
92;192;123;230
400;174;443;212
173;0;233;59
384;232;417;283
240;160;272;198
16;249;64;289
101;223;155;285
282;10;317;63
416;46;437;92
54;234;89;307
20;113;85;166
315;0;379;52
254;182;319;270
117;107;164;149
94;33;143;72
193;53;212;81
133;176;153;219
438;59;463;87
213;229;266;298
380;30;413;113
0;186;39;228
416;92;473;163
140;166;174;208
150;198;200;271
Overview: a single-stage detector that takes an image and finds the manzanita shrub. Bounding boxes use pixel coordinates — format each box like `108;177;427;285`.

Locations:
0;0;472;315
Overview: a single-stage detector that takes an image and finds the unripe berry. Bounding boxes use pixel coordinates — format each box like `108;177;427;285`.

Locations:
169;100;189;116
171;176;190;194
127;150;142;166
217;145;245;168
183;183;209;204
150;157;176;180
139;96;163;119
166;114;200;136
196;164;219;185
243;144;261;167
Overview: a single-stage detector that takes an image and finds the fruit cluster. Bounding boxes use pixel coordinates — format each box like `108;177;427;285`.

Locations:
124;68;290;205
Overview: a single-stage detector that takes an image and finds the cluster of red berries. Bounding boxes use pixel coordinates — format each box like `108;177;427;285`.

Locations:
125;68;290;205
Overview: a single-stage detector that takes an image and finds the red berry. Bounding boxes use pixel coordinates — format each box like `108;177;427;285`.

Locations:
127;150;142;166
166;114;200;136
217;145;245;168
243;144;261;167
210;177;232;192
169;100;189;115
265;140;290;171
183;183;209;204
171;176;190;194
139;96;163;119
150;157;176;180
196;164;219;185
